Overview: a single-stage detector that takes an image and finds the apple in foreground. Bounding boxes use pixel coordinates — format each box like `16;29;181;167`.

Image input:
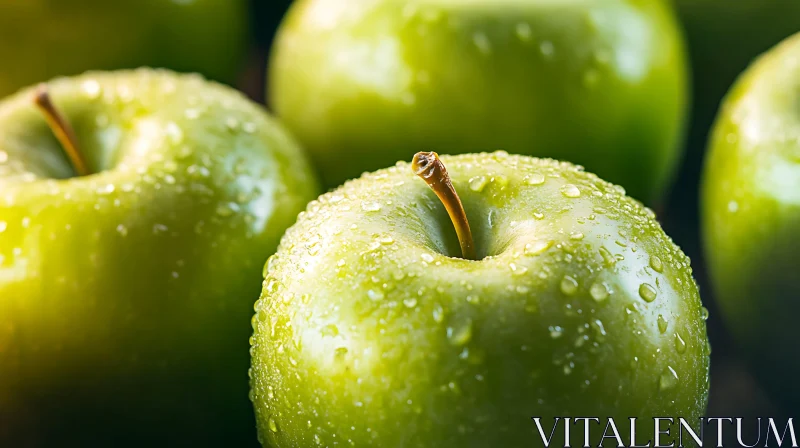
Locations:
270;0;689;203
0;0;250;98
702;32;800;410
250;151;710;446
0;69;320;446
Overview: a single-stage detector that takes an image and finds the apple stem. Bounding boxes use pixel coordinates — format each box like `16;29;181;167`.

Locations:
33;84;90;177
412;152;477;260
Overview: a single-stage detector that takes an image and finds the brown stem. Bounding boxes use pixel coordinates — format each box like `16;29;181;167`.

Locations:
33;84;90;176
412;151;476;260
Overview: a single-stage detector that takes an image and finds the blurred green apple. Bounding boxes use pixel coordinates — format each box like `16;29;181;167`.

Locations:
270;0;689;203
0;70;319;446
664;0;800;254
251;151;710;447
702;32;800;410
0;0;249;98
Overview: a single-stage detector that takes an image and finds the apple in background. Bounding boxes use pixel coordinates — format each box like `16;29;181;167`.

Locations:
0;0;250;98
702;32;800;411
269;0;689;204
250;151;710;447
0;69;319;446
663;0;800;260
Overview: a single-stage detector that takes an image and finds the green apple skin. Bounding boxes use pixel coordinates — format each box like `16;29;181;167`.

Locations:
702;32;800;410
0;70;319;446
269;0;689;203
663;0;800;257
251;152;710;447
0;0;249;98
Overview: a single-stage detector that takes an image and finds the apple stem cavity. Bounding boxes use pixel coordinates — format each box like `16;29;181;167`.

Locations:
412;151;476;260
33;84;90;177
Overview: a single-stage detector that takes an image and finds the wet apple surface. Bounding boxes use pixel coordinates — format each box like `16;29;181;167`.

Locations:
251;152;710;447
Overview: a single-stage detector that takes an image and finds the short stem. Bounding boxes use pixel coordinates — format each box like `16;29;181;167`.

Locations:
412;151;476;260
33;84;90;176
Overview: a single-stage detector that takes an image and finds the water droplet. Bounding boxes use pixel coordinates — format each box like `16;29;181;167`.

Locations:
674;332;687;354
524;240;552;256
447;319;473;346
560;275;578;295
404;298;418;308
367;289;384;301
0;221;6;233
659;366;679;390
526;173;545;185
561;184;581;198
337;259;346;267
549;325;564;338
268;416;279;433
539;40;555;57
700;307;709;320
469;176;488;192
515;22;532;41
727;200;739;213
361;201;382;212
116;224;128;237
599;247;616;266
509;262;528;276
589;281;609;302
569;231;584;240
650;255;664;273
638;283;657;303
657;314;668;333
226;117;240;131
421;253;434;263
432;304;444;323
473;32;491;54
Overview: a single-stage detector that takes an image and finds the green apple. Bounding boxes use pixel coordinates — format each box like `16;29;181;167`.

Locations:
664;0;800;257
702;32;800;410
0;69;319;446
250;151;710;447
269;0;689;203
0;0;249;98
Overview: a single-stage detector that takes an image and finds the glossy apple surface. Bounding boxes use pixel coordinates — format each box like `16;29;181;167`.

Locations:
663;0;800;258
0;70;319;446
0;0;249;98
702;32;800;410
251;152;710;447
269;0;689;203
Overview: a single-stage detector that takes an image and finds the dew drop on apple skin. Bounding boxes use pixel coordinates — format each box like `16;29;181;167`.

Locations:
560;275;579;295
589;281;609;302
525;173;545;185
674;332;687;354
659;366;679;391
561;184;581;198
638;283;657;302
468;176;488;192
657;314;668;334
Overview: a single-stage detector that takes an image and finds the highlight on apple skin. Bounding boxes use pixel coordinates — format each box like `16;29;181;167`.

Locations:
0;68;320;447
250;151;710;447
